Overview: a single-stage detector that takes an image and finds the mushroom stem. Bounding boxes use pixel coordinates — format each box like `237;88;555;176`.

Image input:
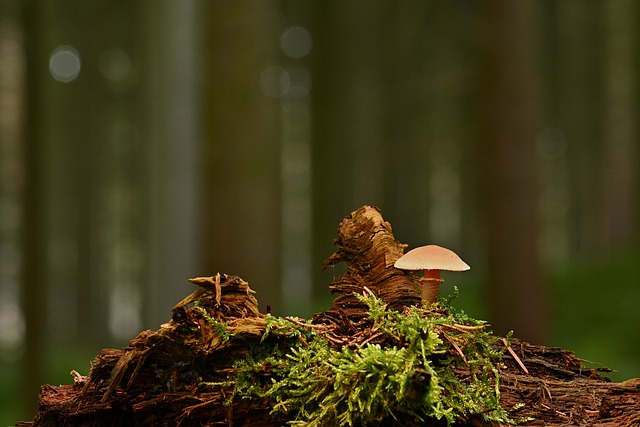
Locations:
421;269;443;304
423;269;441;280
421;277;444;304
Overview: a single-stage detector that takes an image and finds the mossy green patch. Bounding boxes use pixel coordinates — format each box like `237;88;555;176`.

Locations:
232;290;523;426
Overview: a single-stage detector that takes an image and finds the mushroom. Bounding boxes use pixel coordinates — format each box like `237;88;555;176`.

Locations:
394;244;470;304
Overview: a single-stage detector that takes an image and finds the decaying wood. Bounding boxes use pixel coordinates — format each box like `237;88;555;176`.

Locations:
319;205;422;317
497;340;640;426
17;206;640;426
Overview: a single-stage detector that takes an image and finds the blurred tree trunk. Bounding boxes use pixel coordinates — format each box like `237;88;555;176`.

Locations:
139;1;205;328
276;3;315;315
71;2;111;347
21;0;49;417
100;3;147;343
310;1;366;300
535;1;571;263
479;2;546;343
378;3;429;243
312;2;431;305
313;2;421;309
602;0;639;249
421;3;473;251
558;2;606;255
202;3;281;313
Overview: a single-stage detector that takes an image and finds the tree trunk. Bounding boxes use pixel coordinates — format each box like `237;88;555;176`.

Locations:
559;1;607;255
139;0;205;329
202;2;282;315
479;1;546;344
20;0;49;417
602;0;639;248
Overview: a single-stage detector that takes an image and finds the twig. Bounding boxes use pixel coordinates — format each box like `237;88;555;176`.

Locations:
325;334;347;346
439;323;487;334
283;316;327;330
453;323;488;331
502;338;529;374
357;331;386;347
441;331;468;363
213;272;222;307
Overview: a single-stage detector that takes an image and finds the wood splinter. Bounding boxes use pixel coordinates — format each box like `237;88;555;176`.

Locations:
503;338;529;374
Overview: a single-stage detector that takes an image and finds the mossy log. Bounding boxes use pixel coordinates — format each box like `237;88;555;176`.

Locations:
18;206;640;426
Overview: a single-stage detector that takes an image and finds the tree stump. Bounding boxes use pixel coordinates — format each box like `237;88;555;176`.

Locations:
17;206;640;426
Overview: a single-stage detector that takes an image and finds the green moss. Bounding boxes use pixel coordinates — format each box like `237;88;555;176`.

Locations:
194;300;231;341
232;291;523;426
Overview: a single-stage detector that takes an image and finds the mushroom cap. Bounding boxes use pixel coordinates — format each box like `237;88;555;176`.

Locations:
394;244;470;272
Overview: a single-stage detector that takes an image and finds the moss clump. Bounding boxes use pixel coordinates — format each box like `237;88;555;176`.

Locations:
233;290;519;426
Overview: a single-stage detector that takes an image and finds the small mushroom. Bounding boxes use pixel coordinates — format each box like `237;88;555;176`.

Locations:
394;244;470;304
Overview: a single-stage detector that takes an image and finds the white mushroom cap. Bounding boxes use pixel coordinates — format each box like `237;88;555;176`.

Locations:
394;244;470;272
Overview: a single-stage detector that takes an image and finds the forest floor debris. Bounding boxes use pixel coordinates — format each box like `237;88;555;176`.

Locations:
17;206;640;427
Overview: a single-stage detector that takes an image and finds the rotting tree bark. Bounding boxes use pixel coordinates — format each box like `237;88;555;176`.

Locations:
319;205;422;316
17;206;640;426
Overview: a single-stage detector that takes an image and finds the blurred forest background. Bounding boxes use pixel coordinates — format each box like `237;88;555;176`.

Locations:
1;1;639;424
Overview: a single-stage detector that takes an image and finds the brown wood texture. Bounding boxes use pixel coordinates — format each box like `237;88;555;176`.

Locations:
17;206;640;426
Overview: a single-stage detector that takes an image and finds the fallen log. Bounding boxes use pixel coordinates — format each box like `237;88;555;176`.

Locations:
17;206;640;426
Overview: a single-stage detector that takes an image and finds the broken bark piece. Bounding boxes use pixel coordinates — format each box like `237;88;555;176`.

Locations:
318;205;422;319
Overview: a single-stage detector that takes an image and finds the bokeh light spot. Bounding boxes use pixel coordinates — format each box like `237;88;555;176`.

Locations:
280;26;312;59
49;45;81;83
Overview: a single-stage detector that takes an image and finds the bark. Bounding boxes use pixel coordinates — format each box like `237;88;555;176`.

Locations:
17;206;640;427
